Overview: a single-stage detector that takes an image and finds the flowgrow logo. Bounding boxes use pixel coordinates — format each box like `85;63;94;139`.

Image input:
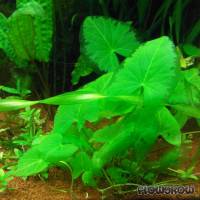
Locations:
137;185;195;195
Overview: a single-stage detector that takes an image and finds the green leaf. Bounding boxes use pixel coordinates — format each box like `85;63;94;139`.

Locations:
0;85;20;95
0;0;53;66
17;0;53;61
108;36;178;106
92;108;158;169
45;144;78;163
0;78;140;112
32;134;78;162
91;116;133;143
90;120;121;143
168;73;199;106
158;107;181;146
0;99;39;112
14;133;78;177
172;105;200;118
92;113;136;169
92;110;157;169
62;125;92;151
70;152;92;179
0;13;25;66
14;148;48;177
132;108;159;161
53;73;138;133
83;16;139;71
8;1;44;61
82;171;97;187
184;68;200;92
169;69;200;118
174;111;188;128
72;55;96;85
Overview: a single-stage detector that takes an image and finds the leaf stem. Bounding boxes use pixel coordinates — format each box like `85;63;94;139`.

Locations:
59;161;75;199
98;183;140;193
183;130;200;135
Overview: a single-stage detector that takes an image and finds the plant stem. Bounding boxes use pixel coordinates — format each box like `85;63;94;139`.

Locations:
102;169;113;186
59;161;75;200
183;130;200;134
98;183;140;193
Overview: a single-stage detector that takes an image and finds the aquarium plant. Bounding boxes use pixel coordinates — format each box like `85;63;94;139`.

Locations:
0;16;200;194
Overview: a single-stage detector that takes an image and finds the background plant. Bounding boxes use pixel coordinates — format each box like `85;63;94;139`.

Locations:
0;0;53;97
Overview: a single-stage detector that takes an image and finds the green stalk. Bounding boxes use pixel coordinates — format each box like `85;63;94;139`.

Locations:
0;91;142;112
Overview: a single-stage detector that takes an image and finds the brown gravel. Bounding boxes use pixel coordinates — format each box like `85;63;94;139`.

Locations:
0;168;100;200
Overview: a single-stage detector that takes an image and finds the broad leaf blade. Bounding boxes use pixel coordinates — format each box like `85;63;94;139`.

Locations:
108;36;178;106
14;148;48;177
7;1;43;61
83;16;139;71
16;0;53;61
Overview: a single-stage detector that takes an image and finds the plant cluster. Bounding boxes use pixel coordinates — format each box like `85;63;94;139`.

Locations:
0;15;200;196
0;0;200;198
0;0;53;96
0;105;45;192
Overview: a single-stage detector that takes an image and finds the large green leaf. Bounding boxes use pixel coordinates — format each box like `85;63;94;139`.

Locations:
0;13;25;66
108;36;178;106
32;134;78;163
0;0;53;66
83;16;139;71
17;0;53;61
8;1;44;61
14;148;48;177
53;73;138;133
14;133;78;177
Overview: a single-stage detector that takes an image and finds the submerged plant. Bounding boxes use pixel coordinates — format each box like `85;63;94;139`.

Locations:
0;16;200;195
0;0;53;94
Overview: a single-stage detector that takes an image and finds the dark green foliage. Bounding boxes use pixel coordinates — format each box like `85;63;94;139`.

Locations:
0;0;53;66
